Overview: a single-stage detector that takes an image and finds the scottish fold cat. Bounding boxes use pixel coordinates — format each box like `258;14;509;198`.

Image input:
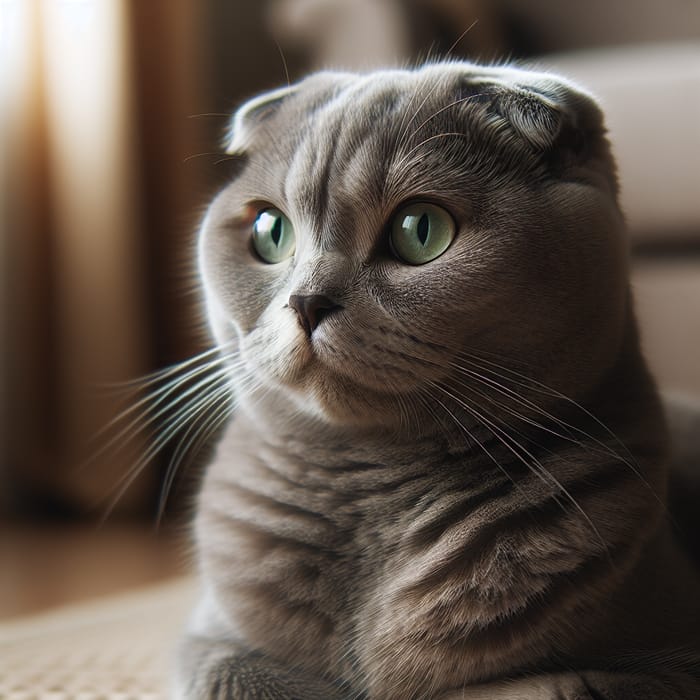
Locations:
176;62;700;699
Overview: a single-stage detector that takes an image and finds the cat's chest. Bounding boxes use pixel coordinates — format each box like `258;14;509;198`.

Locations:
195;418;522;680
195;419;472;668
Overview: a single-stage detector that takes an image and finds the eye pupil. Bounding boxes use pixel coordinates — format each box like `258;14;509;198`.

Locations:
417;213;429;246
271;217;282;246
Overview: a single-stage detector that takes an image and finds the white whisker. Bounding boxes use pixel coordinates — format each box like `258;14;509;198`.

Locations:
423;379;524;499
449;363;624;463
92;356;237;444
156;387;235;524
100;375;234;523
90;366;234;470
99;342;235;392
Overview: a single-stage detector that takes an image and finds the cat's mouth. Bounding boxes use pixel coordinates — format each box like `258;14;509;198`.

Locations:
300;327;428;395
238;317;439;427
239;303;439;412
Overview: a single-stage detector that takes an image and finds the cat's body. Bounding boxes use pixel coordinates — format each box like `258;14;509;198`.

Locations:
177;63;700;699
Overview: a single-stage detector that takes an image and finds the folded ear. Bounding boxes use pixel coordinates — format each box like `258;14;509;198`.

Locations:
458;72;606;155
226;84;299;154
490;85;566;150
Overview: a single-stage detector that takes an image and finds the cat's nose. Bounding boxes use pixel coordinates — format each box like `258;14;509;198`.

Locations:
288;294;342;336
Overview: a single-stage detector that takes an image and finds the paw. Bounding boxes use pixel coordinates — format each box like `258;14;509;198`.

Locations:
185;651;346;700
440;670;696;700
207;654;291;699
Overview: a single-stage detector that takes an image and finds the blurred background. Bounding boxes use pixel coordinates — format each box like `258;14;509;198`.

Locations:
1;0;698;618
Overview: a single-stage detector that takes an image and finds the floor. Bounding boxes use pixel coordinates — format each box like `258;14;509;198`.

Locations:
0;520;191;620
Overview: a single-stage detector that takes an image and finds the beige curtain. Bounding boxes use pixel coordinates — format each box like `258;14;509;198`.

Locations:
0;1;205;517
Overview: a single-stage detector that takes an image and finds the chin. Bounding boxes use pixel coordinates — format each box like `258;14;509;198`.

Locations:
244;333;421;429
299;370;410;429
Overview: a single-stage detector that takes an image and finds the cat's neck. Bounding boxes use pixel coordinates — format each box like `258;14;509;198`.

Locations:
232;385;493;461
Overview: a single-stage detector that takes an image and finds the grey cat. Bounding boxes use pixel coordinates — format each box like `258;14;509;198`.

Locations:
175;63;700;699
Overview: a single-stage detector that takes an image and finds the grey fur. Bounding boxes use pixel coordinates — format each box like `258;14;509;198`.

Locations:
176;62;700;699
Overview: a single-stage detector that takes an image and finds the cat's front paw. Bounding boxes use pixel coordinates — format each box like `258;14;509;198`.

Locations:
204;653;343;700
204;652;296;699
439;670;697;700
177;641;347;700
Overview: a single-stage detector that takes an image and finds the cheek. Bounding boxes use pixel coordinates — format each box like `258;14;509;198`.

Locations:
201;231;294;335
372;260;465;333
240;299;311;385
370;252;521;360
243;307;289;350
257;290;297;342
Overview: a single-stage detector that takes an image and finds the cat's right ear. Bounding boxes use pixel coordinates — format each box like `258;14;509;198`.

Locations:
226;85;299;154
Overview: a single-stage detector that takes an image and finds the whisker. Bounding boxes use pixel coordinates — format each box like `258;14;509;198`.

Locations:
396;78;449;151
88;341;247;522
447;375;591;478
100;373;235;523
187;112;231;118
152;368;265;526
183;151;231;163
445;18;480;57
89;364;236;469
458;348;637;462
413;386;453;439
156;385;235;525
423;379;525;500
394;20;478;153
449;362;625;462
393;392;409;437
395;83;429;154
97;343;234;392
95;356;237;439
454;349;665;508
272;37;291;87
213;156;243;166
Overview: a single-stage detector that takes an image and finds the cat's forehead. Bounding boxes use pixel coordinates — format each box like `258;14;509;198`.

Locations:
284;72;476;251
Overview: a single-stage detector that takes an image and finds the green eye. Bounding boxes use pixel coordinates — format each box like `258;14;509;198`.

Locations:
390;203;456;265
252;208;295;263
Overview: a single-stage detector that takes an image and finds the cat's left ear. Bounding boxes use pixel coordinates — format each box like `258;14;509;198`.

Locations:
226;84;299;154
461;74;606;154
504;82;603;154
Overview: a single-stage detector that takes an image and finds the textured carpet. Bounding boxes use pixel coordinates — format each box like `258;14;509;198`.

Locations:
0;578;196;699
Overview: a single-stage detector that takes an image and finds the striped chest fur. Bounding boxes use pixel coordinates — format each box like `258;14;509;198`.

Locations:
195;400;658;699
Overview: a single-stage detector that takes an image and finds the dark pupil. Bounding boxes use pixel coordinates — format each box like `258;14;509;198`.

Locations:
270;217;282;246
417;214;429;246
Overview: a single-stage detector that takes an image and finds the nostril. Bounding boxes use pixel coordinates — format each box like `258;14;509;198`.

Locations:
288;294;342;336
313;303;339;327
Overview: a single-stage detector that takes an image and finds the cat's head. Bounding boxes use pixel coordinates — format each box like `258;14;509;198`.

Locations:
199;62;627;431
